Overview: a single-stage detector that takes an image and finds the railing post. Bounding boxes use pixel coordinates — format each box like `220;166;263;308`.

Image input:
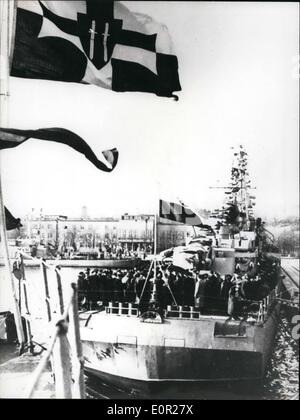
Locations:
20;255;30;314
25;317;34;354
26;284;80;399
20;254;34;353
52;319;72;399
258;302;262;323
41;259;51;322
25;331;58;399
21;258;85;398
55;266;64;315
68;283;86;399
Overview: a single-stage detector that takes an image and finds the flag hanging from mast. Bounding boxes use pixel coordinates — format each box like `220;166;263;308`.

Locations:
0;127;119;172
159;199;204;227
11;1;181;99
4;207;22;230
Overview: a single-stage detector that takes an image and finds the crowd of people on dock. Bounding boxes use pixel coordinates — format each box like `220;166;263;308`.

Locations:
97;242;152;260
57;241;152;260
77;256;279;318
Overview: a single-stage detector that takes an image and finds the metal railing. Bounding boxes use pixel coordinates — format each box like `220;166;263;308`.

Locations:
105;301;139;316
14;252;85;399
165;305;201;319
257;289;277;324
25;282;85;398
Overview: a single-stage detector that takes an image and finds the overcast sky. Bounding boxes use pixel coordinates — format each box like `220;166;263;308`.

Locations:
1;1;299;220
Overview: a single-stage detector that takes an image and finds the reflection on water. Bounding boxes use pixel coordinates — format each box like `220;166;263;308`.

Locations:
262;318;299;400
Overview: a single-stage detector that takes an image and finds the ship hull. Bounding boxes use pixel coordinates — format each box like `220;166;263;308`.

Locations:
84;360;264;397
83;343;263;395
80;302;281;394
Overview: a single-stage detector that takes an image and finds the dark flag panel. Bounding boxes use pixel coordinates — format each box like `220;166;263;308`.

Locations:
11;1;181;99
0;127;118;172
159;199;203;227
4;207;22;230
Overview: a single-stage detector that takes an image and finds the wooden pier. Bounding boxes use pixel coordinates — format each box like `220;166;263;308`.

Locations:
281;259;299;295
281;258;299;316
0;351;54;398
0;257;140;269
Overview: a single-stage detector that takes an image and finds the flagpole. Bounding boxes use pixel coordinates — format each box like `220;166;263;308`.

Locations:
0;0;25;349
154;214;157;258
149;205;158;305
154;212;157;277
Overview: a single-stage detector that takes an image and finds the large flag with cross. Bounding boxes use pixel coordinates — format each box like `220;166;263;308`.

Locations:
11;1;181;99
159;199;204;227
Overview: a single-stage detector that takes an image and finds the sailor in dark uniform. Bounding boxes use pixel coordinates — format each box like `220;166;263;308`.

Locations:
103;269;113;302
173;272;184;305
160;270;175;307
77;271;88;309
88;269;101;309
182;271;195;306
113;271;123;302
219;274;234;313
155;271;165;309
194;273;208;313
205;271;221;310
227;281;245;319
123;270;136;303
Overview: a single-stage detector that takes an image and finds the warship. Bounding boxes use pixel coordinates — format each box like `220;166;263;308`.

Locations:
79;146;282;393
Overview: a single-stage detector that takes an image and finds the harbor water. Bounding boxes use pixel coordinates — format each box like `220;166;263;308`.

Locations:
0;265;298;400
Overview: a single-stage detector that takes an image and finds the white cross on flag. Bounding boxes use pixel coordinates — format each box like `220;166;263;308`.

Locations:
11;1;181;99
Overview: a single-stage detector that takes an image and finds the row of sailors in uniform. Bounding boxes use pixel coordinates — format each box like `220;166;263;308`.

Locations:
77;265;274;316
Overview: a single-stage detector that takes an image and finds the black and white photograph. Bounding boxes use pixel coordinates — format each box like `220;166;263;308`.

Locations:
0;0;299;402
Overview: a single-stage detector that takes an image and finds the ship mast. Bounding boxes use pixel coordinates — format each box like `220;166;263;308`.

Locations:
229;145;255;227
0;0;25;348
210;146;256;232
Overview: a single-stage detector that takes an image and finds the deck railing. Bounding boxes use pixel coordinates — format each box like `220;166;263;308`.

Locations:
257;289;277;324
15;252;85;399
165;305;201;319
105;301;139;316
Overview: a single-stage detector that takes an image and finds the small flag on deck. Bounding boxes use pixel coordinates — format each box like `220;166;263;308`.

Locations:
11;1;181;99
0;127;118;172
159;199;203;227
4;207;22;230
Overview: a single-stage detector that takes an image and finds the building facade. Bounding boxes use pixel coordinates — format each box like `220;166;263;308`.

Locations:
15;212;193;255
